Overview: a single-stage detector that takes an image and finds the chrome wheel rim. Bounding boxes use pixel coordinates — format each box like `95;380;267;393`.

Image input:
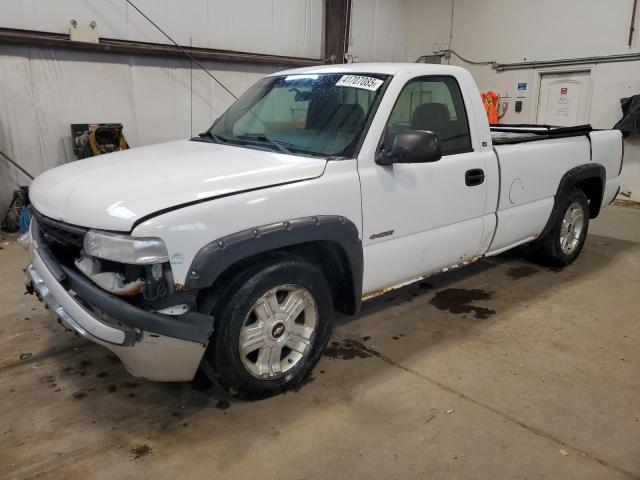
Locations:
239;284;317;379
560;201;585;255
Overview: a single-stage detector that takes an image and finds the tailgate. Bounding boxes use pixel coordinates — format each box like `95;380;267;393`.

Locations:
590;130;623;179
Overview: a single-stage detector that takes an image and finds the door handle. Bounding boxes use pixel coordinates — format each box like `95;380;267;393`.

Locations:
465;168;485;186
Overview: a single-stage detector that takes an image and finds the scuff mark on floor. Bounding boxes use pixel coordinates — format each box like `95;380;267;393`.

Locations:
290;373;315;392
507;265;540;280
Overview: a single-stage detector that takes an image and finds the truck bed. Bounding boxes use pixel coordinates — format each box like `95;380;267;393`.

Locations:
490;124;593;145
486;125;622;255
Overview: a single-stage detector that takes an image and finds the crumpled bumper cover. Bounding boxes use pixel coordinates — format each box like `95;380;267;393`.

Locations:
24;219;212;381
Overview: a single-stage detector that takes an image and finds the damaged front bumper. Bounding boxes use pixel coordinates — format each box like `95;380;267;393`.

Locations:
24;220;213;381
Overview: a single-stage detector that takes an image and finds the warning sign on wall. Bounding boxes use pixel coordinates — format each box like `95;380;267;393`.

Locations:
516;82;528;98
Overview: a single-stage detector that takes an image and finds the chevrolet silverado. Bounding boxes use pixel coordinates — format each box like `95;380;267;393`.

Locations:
24;63;623;397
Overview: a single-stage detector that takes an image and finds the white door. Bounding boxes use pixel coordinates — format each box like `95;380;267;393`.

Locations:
358;75;491;294
536;71;591;126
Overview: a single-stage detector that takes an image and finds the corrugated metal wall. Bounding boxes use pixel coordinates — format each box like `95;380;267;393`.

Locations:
348;0;452;63
0;0;325;58
0;0;325;213
348;0;406;62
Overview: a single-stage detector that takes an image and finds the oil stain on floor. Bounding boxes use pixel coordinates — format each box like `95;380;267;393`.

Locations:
429;288;496;319
506;265;540;280
130;444;153;460
323;339;381;360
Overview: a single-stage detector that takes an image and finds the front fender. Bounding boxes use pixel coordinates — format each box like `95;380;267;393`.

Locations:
185;215;363;310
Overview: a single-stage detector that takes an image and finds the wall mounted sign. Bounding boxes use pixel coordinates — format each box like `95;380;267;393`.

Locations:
516;82;528;98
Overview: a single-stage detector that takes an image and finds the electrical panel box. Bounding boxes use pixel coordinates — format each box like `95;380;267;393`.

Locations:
69;24;99;44
417;55;443;64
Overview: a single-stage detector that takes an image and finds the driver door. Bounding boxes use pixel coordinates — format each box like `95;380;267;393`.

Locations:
358;75;490;293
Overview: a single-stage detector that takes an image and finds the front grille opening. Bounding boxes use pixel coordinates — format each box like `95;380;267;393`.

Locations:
33;210;88;248
33;209;176;308
40;222;84;247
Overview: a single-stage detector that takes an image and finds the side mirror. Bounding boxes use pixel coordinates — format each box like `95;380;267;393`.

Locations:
376;130;443;165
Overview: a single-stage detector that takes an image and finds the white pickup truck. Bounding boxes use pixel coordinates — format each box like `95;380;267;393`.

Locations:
24;63;623;397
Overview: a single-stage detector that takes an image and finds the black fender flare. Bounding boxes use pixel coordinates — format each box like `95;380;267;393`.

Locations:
538;163;605;240
185;215;364;313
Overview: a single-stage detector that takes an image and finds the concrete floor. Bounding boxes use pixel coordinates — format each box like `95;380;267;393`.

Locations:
1;205;639;480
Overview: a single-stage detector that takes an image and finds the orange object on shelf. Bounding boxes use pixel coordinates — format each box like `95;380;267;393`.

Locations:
481;91;500;124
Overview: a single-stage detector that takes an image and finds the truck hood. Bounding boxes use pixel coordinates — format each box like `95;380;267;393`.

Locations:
29;140;327;231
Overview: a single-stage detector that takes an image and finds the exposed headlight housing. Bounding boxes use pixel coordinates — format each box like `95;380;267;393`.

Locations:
83;230;169;265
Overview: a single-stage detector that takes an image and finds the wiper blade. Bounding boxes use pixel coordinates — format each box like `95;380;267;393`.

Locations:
237;134;292;155
193;131;229;144
261;136;292;155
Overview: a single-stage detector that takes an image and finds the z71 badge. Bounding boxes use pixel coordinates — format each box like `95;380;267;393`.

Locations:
369;230;394;240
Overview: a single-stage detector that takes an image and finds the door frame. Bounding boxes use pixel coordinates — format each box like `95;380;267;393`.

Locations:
531;65;595;124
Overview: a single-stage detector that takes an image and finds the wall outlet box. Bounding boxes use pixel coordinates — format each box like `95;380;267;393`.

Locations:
433;42;450;54
69;26;99;44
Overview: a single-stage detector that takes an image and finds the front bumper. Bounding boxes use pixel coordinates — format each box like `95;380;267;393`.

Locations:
25;221;211;381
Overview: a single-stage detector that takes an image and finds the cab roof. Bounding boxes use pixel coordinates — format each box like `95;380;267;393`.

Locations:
271;62;467;77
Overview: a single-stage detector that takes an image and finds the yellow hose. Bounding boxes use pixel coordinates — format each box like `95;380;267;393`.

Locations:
88;128;129;156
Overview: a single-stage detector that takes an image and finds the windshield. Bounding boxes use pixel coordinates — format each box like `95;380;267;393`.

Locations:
206;73;388;158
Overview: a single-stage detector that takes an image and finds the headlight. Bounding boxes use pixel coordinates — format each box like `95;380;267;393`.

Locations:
83;230;169;265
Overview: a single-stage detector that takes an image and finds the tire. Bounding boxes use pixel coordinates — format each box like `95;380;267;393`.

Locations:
533;189;590;267
200;256;333;399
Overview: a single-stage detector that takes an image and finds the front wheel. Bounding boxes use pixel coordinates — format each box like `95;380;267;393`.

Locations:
533;189;590;266
201;256;333;398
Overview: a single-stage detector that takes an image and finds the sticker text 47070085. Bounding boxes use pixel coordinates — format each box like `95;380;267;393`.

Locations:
336;75;384;91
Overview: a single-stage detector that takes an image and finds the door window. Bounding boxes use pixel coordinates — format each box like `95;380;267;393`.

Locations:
384;76;472;155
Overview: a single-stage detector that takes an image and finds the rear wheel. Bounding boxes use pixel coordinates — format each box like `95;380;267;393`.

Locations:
201;256;333;398
533;189;589;266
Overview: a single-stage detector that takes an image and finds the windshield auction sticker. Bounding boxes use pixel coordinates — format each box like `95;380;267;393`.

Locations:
336;75;384;91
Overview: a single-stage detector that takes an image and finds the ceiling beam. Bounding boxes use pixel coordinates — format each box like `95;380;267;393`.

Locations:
0;28;326;68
